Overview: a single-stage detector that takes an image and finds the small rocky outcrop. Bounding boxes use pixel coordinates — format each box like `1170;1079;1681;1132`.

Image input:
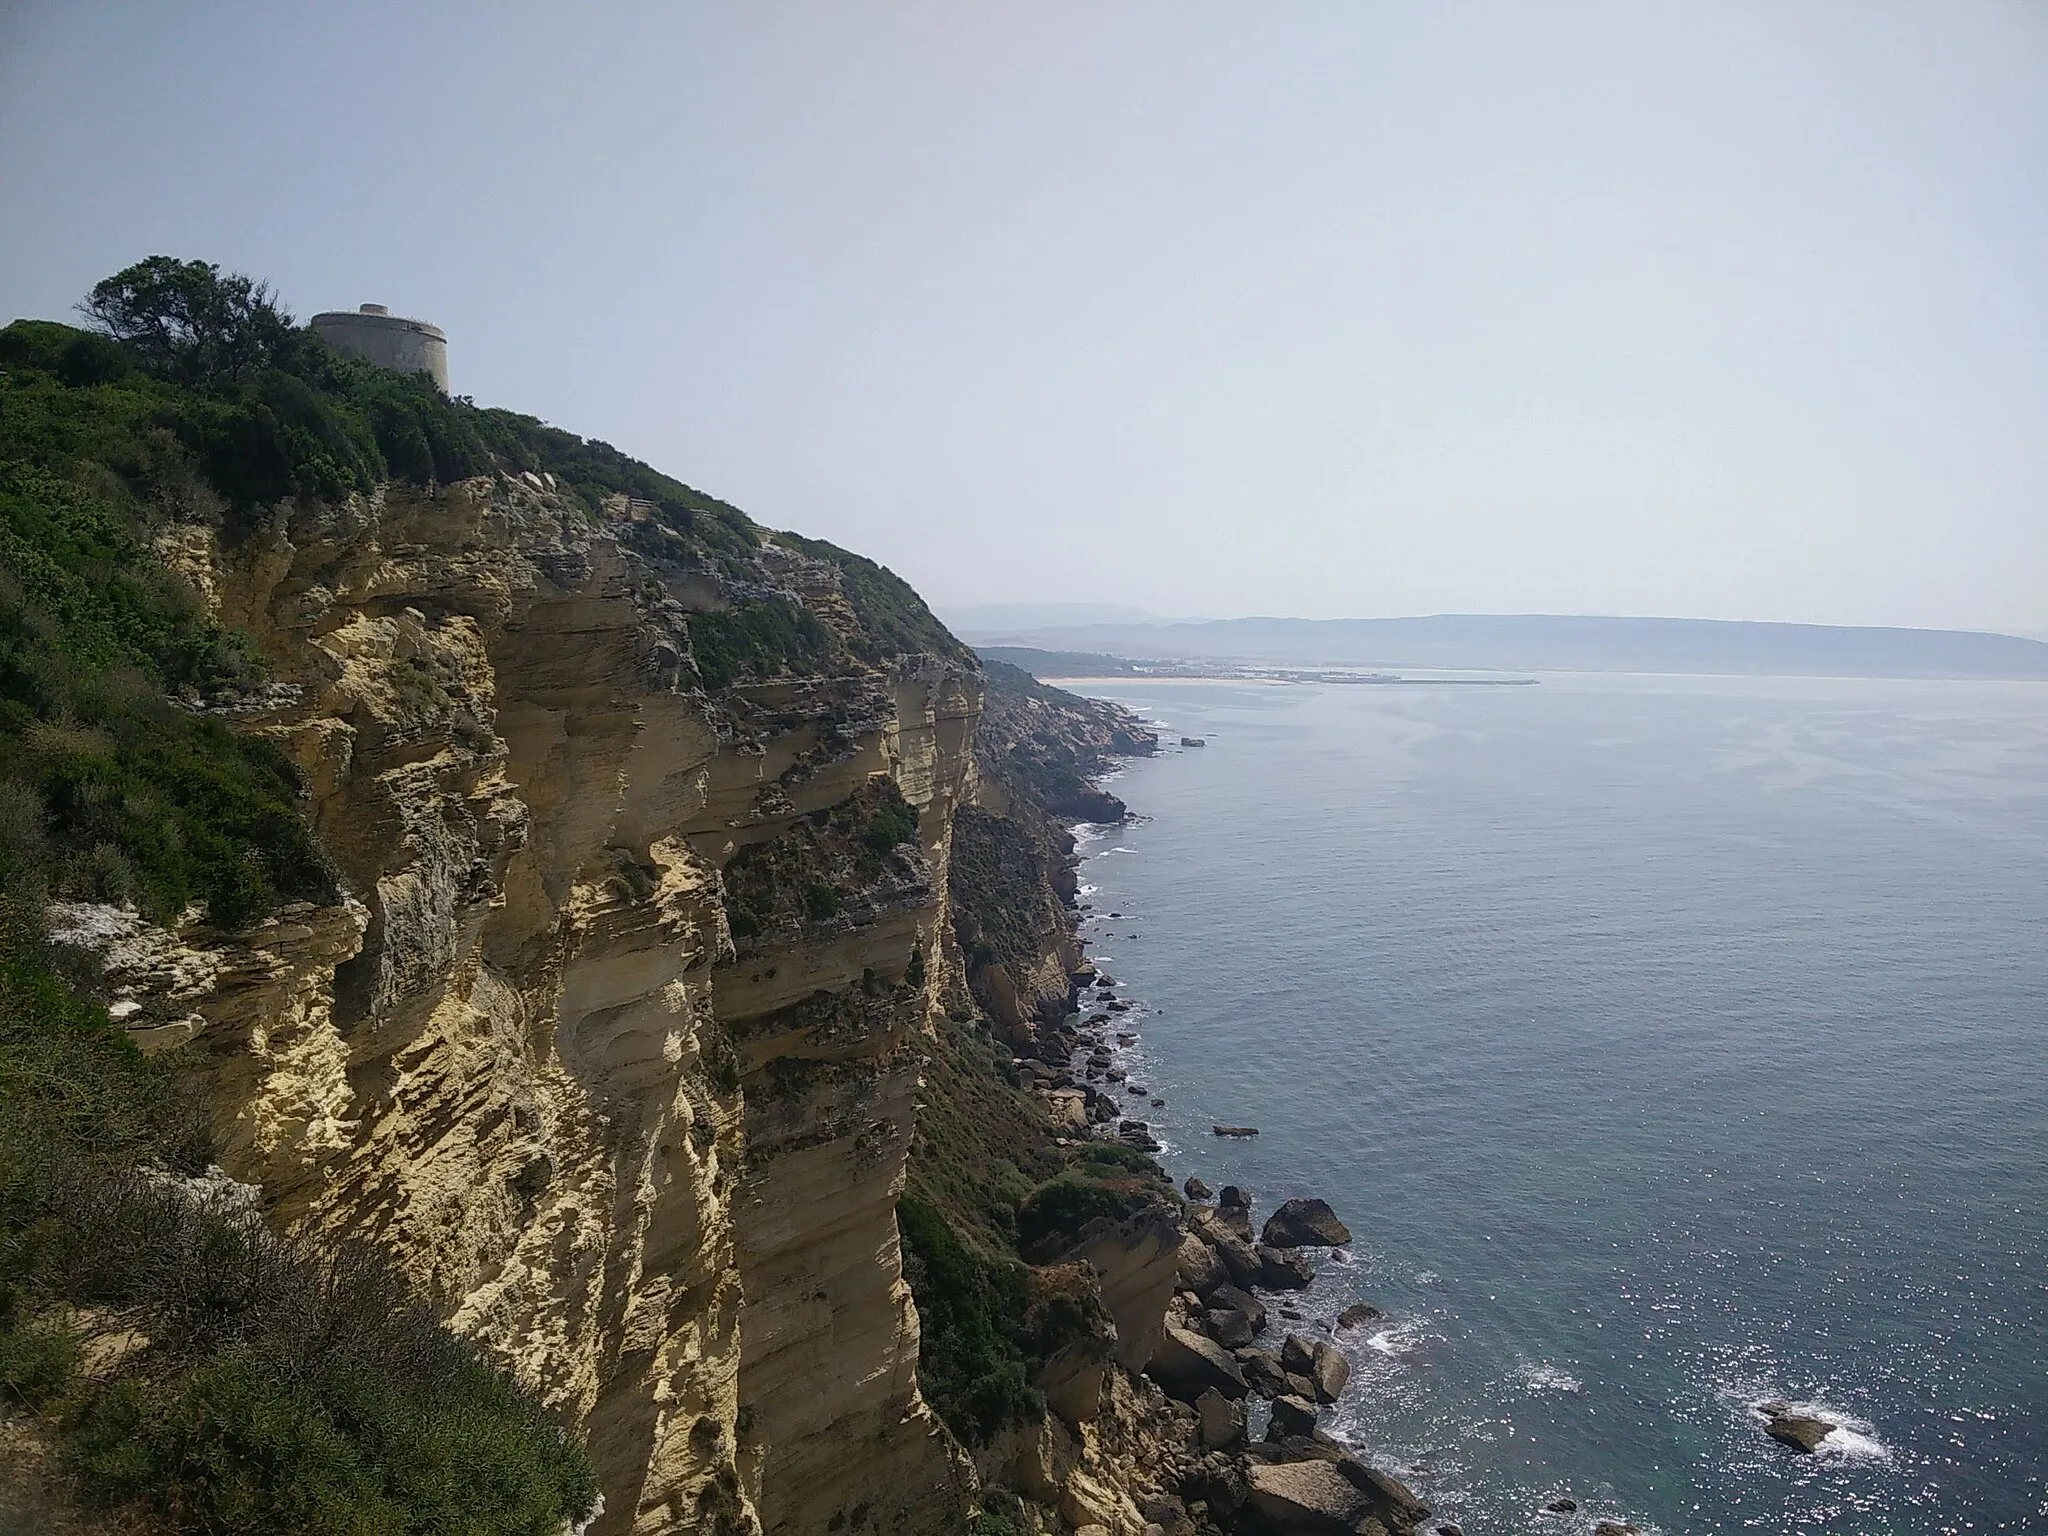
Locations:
1184;1175;1214;1201
1337;1302;1383;1329
1261;1197;1353;1248
1213;1125;1260;1137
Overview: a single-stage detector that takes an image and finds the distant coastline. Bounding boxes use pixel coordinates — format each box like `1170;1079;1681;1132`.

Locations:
966;613;2048;682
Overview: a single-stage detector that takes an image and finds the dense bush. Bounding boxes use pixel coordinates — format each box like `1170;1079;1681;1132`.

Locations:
896;1195;1039;1445
684;598;835;690
1015;1174;1148;1254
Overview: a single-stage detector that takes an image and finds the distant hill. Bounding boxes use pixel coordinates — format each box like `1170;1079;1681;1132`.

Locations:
975;646;1138;677
938;601;1166;631
959;614;2048;680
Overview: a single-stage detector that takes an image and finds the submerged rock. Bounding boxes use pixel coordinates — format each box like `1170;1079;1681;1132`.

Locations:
1212;1124;1260;1137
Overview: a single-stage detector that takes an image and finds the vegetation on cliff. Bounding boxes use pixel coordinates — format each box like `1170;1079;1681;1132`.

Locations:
0;900;598;1532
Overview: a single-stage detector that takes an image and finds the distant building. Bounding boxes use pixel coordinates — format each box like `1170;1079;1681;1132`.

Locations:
308;303;448;392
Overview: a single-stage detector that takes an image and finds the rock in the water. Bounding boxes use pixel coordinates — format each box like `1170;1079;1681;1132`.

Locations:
1545;1496;1579;1512
1184;1176;1214;1201
1257;1244;1315;1290
1266;1393;1319;1440
1146;1323;1249;1403
1437;1526;1464;1536
1218;1184;1253;1208
1593;1523;1641;1536
1765;1412;1836;1453
1308;1339;1349;1404
1195;1386;1247;1450
1213;1124;1260;1137
1337;1301;1383;1329
1261;1196;1353;1248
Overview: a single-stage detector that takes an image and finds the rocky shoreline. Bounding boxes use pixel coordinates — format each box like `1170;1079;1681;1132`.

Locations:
997;717;1442;1536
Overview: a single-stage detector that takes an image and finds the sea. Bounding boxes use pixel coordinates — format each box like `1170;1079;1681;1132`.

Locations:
1059;669;2048;1535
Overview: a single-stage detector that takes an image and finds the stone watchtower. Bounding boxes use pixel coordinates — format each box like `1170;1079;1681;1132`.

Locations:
309;303;448;392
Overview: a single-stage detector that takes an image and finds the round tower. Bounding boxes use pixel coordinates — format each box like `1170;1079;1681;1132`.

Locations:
309;303;448;392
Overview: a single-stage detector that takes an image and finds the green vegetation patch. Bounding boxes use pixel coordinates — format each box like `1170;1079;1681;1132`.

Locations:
721;778;924;945
684;598;835;691
896;1195;1097;1447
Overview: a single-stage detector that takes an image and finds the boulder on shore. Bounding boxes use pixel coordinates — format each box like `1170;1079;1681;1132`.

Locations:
1209;1281;1267;1333
1177;1233;1229;1296
1308;1339;1349;1404
1242;1456;1429;1536
1261;1197;1353;1248
1219;1184;1253;1208
1146;1323;1249;1403
1266;1393;1319;1440
1195;1387;1246;1450
1206;1307;1254;1349
1235;1347;1292;1400
1184;1175;1214;1201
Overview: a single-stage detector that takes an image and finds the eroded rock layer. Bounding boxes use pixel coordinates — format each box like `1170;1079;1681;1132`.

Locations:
74;476;984;1536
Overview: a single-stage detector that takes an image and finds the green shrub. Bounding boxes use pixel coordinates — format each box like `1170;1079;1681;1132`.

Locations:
1015;1175;1145;1254
896;1195;1040;1445
0;1312;80;1407
684;599;834;690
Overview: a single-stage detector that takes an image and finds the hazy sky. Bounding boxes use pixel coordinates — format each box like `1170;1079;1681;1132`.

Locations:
5;3;2045;631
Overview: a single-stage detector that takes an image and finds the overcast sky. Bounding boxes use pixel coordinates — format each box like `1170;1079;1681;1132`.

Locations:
4;3;2044;631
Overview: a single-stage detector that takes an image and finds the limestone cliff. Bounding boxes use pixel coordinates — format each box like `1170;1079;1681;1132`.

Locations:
64;474;985;1535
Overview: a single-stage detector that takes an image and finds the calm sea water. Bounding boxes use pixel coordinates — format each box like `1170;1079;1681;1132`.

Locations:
1062;671;2048;1535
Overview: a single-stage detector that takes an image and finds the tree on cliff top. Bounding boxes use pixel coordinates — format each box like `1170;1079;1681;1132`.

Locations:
79;256;294;389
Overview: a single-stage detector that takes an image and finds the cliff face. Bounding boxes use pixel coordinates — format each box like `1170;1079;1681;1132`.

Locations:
69;475;981;1535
